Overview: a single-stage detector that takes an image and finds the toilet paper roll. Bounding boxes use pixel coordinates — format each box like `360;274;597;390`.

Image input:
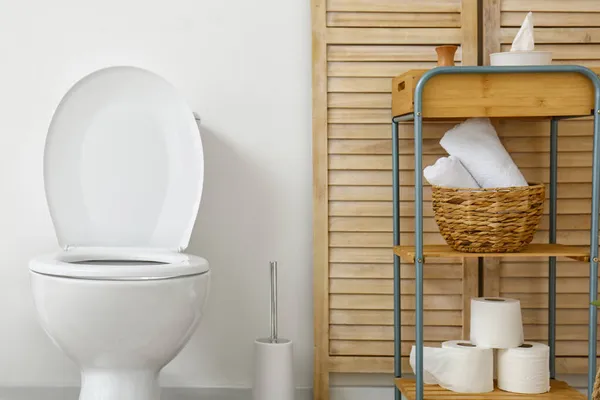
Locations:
252;338;294;400
470;297;524;348
410;341;494;393
497;342;550;394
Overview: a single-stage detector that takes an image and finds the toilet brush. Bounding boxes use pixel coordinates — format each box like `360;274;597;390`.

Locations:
252;261;295;400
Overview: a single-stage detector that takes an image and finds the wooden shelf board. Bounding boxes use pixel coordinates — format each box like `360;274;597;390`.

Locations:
394;243;590;262
395;378;585;400
391;68;600;120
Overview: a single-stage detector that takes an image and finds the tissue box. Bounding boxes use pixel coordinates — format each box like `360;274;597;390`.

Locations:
392;69;600;119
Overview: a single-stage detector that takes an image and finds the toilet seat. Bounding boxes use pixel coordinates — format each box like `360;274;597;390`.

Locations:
32;66;208;280
30;249;209;280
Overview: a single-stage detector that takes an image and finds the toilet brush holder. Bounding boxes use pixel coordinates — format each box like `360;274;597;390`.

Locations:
252;261;294;400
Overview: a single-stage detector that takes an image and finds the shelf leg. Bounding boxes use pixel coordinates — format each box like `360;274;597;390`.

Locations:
589;104;600;399
549;118;558;380
392;121;402;400
414;112;424;400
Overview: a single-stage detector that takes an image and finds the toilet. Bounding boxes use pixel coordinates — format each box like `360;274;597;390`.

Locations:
29;66;210;400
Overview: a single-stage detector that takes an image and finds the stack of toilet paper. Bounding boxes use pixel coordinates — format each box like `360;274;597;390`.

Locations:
423;118;528;188
410;297;550;394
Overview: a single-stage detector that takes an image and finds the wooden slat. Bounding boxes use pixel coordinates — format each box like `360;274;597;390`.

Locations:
329;294;463;310
502;12;600;27
328;45;462;62
501;262;598;278
328;108;390;123
330;278;462;295
328;183;594;201
501;28;600;44
330;324;461;341
505;293;595;309
329;152;593;170
328;199;595;217
329;263;462;279
326;12;461;28
500;44;600;60
329;309;462;325
483;0;501;65
327;120;596;139
460;0;478;66
327;28;462;45
329;355;395;373
330;340;441;356
396;378;585;400
522;308;600;325
328;61;437;77
328;93;391;108
462;258;478;339
501;0;600;13
312;0;330;396
328;78;392;93
501;277;600;294
326;0;461;13
328;136;594;155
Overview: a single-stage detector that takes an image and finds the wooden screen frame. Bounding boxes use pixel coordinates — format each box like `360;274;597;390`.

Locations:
312;1;479;399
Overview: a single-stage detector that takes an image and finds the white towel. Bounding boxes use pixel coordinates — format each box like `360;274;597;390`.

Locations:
440;118;528;188
424;156;479;188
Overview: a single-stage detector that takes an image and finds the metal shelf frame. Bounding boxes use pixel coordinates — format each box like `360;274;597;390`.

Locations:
390;65;600;400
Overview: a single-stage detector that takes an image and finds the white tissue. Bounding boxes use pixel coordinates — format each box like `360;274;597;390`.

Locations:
470;297;524;348
423;156;479;188
510;12;534;52
440;118;528;188
497;342;550;394
410;341;494;393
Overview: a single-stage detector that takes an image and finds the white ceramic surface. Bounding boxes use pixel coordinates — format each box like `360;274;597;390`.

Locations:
490;51;552;66
45;66;204;251
30;66;210;400
31;270;210;400
30;248;209;279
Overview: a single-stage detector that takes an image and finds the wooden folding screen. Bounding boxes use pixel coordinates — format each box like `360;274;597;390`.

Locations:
312;1;478;399
482;0;600;374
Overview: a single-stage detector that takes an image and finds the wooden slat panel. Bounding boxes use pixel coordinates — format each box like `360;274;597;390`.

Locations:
328;108;390;123
504;293;594;309
329;309;463;325
329;278;462;294
328;78;392;93
327;28;462;45
328;93;391;108
328;45;462;62
502;12;600;27
501;0;600;13
327;12;461;28
329;294;463;310
326;0;461;13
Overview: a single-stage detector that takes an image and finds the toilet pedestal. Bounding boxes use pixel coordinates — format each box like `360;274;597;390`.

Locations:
80;369;160;400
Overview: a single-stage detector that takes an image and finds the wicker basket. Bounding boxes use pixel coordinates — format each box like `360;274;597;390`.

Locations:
432;183;545;253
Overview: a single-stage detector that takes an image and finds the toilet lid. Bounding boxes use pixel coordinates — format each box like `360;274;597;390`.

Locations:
45;66;203;251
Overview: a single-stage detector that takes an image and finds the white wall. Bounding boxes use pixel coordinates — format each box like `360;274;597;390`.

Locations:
0;0;313;389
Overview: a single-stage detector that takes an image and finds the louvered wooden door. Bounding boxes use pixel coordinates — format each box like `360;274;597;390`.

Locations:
313;1;478;399
482;0;600;374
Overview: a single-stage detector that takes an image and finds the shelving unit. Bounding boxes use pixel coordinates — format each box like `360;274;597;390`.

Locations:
390;65;600;400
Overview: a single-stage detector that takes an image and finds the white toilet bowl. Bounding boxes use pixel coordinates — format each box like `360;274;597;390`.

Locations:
30;66;209;400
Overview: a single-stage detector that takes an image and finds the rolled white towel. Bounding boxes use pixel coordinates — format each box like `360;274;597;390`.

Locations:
440;118;528;188
424;156;479;188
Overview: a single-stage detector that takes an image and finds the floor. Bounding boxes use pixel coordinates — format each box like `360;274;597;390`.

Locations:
0;376;587;400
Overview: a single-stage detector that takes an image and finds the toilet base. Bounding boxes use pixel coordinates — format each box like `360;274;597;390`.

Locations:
79;369;160;400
